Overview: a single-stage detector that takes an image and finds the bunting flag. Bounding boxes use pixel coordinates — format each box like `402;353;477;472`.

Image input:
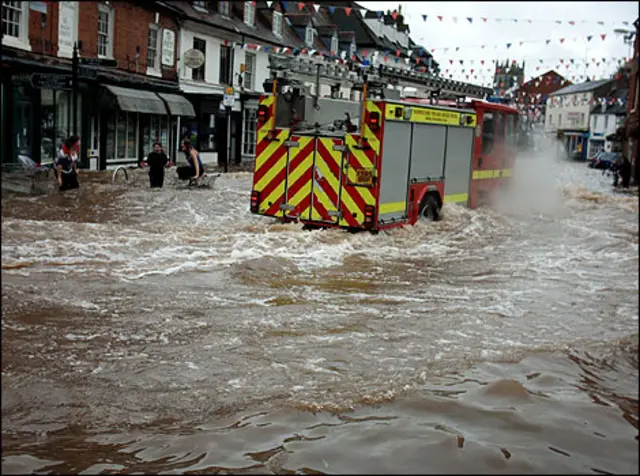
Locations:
406;15;630;26
422;14;427;21
297;2;304;11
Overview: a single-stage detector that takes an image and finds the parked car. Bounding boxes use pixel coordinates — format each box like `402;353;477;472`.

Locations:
592;152;620;170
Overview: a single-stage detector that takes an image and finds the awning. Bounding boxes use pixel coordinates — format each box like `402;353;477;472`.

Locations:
104;85;168;115
157;93;196;117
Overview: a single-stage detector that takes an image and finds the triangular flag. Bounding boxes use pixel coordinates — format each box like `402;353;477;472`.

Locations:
467;17;473;23
328;6;335;13
482;17;487;22
298;2;304;11
281;1;288;9
555;20;562;24
376;10;383;18
597;21;604;25
506;43;511;48
513;18;518;23
481;45;485;49
560;38;565;44
266;0;273;7
600;34;606;40
546;39;551;45
313;4;320;12
449;59;453;64
480;59;485;65
569;21;575;26
422;14;427;21
437;15;443;21
392;11;398;20
560;58;564;63
459;59;464;65
519;41;523;46
345;7;352;15
452;16;458;23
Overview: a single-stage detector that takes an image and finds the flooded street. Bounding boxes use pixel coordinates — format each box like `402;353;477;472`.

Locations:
2;150;638;474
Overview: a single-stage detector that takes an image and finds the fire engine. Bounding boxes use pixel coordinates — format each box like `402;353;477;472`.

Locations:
250;55;519;232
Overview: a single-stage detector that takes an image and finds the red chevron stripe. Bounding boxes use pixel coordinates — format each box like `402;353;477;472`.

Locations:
253;143;287;186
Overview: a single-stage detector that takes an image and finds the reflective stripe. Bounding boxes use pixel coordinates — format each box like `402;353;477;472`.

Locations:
379;202;406;214
444;193;469;203
472;168;513;180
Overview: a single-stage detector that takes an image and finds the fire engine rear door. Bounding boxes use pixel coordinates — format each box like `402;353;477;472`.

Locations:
310;137;345;224
280;135;315;220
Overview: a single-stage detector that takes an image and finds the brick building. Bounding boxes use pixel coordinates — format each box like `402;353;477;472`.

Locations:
624;17;639;184
516;70;571;124
1;1;194;169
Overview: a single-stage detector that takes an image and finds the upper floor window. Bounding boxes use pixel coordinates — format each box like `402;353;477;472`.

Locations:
593;115;598;130
192;37;206;81
244;1;255;26
2;1;29;49
219;44;233;85
604;115;609;130
218;1;230;16
272;11;282;36
98;4;114;58
305;25;313;46
349;39;356;56
147;25;160;72
192;1;207;11
330;35;338;55
244;52;255;90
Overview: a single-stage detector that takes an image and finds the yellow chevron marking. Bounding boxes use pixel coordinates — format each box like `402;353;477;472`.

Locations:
255;129;288;174
260;95;274;108
472;168;513;180
259;180;285;217
255;151;287;192
379;202;406;214
444;193;469;204
339;191;364;226
286;153;314;207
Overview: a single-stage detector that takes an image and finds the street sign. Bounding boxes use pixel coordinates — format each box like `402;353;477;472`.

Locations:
223;86;235;107
30;73;72;90
80;57;118;67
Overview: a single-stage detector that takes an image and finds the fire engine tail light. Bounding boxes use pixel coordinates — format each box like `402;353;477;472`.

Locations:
367;111;380;131
257;105;269;125
250;190;260;213
364;205;375;227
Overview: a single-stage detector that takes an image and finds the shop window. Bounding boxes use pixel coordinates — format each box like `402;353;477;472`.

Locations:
272;11;282;37
98;4;114;58
147;25;160;72
242;108;257;156
1;1;29;49
218;1;230;17
244;53;255;90
244;1;254;26
481;112;494;155
192;37;206;81
219;44;233;85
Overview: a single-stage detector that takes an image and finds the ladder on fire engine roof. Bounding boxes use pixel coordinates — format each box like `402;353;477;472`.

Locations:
268;54;493;100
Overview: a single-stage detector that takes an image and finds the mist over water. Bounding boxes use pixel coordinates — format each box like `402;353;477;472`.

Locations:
2;146;638;474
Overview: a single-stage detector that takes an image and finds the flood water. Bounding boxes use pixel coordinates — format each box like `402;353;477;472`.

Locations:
2;149;638;474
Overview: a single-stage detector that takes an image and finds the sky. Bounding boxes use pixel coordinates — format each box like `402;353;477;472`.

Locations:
359;1;638;88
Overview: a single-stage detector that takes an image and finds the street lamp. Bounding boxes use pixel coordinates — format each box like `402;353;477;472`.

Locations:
613;28;635;60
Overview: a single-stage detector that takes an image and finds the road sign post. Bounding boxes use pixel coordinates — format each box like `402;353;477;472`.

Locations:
223;87;235;174
72;42;78;136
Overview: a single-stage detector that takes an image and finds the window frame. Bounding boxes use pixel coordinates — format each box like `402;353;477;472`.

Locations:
244;1;255;26
97;4;114;59
242;108;257;156
272;11;282;37
349;39;356;56
305;25;314;46
330;34;338;55
218;1;230;17
192;1;208;12
146;24;161;75
219;44;234;85
481;111;495;155
191;37;207;81
1;1;30;51
244;52;255;91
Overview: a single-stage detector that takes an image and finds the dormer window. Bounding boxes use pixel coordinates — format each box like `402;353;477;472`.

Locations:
218;1;230;16
192;1;207;11
305;24;313;46
330;34;338;55
272;11;282;36
244;1;254;26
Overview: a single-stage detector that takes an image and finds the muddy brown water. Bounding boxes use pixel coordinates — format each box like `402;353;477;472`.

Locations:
1;153;638;474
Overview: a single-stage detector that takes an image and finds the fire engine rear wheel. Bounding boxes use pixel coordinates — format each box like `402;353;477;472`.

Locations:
419;194;442;222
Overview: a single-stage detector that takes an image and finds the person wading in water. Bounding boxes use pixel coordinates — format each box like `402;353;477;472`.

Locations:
57;135;80;191
177;138;205;186
146;141;170;188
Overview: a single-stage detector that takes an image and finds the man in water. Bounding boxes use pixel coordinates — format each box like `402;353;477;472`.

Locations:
146;142;169;188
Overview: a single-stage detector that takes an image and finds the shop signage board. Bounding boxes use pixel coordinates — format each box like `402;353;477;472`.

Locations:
30;74;73;90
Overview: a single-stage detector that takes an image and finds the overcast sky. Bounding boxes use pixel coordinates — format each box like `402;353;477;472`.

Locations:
359;1;637;88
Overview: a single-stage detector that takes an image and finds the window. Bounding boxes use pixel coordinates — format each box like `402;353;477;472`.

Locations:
558;114;562;127
111;111;138;160
192;1;207;11
330;35;338;55
147;25;160;71
549;114;553;125
305;25;314;46
2;1;28;48
218;1;230;16
244;1;255;26
272;11;282;36
98;4;114;58
243;108;257;156
192;37;206;81
580;113;585;128
593;115;598;130
244;53;255;90
350;40;356;56
604;115;609;130
219;44;233;85
481;112;494;155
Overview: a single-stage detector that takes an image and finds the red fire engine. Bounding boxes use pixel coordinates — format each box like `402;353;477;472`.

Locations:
250;57;519;232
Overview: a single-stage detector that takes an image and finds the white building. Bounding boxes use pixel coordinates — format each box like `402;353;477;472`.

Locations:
545;79;614;160
587;96;627;157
